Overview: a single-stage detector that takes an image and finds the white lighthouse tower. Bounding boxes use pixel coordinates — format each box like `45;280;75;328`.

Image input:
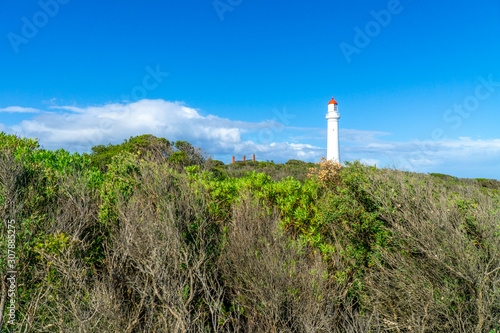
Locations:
326;97;340;163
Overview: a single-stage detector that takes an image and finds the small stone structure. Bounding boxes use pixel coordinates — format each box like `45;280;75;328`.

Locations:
231;154;256;163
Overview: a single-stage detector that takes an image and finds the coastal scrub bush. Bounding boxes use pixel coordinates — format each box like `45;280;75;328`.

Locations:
307;157;343;189
2;133;500;332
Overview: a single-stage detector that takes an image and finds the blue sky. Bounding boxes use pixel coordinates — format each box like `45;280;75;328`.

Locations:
1;0;500;178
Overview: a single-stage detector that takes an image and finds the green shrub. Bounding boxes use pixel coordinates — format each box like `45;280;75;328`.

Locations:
2;133;499;332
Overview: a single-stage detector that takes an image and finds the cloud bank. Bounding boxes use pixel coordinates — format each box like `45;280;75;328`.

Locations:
341;133;500;177
3;99;323;161
1;99;499;178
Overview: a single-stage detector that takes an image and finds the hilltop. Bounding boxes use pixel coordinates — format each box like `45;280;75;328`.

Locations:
1;133;499;332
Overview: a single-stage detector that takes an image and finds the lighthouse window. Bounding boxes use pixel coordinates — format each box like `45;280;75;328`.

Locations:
334;105;338;111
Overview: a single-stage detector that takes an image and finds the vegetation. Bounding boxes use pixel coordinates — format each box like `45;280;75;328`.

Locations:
84;134;205;171
216;158;317;182
1;132;500;332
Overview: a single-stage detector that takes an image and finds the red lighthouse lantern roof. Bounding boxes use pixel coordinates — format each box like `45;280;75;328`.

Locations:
328;97;338;105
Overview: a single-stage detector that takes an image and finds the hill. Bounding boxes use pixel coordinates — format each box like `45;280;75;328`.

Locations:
1;133;499;332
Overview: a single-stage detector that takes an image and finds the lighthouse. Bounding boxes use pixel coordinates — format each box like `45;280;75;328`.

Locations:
326;97;340;163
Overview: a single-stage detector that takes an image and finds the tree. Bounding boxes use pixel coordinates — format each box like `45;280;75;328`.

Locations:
87;134;173;171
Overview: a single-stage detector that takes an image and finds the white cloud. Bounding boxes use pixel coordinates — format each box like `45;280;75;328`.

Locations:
342;136;500;176
340;129;390;143
0;106;41;113
3;99;324;162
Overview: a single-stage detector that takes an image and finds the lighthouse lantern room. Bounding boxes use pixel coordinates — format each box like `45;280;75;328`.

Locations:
326;97;340;163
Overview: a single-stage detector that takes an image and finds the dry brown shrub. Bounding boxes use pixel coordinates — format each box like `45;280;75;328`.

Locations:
12;156;225;332
307;157;342;188
91;160;226;332
20;170;104;332
220;192;373;333
361;169;500;333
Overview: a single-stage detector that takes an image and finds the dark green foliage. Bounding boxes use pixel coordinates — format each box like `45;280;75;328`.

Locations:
86;134;205;171
87;134;172;169
430;173;500;191
285;159;305;166
210;159;224;167
475;178;500;190
168;150;188;165
430;172;458;182
219;159;317;182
